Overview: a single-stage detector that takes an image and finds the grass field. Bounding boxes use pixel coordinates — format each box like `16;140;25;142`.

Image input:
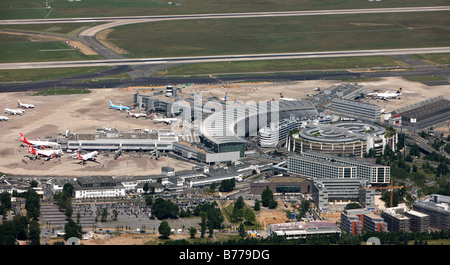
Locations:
0;33;103;63
33;88;92;96
154;56;410;76
0;23;104;36
0;67;109;82
108;11;450;58
1;0;449;19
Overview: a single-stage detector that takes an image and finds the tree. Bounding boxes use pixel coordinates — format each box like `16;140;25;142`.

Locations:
238;223;246;238
261;186;273;207
0;191;11;215
158;220;171;239
219;178;236;192
243;208;256;225
25;188;40;221
145;195;153;205
143;183;150;194
254;200;261;211
152;198;179;220
64;219;81;240
200;212;206;238
29;219;41;245
189;227;197;239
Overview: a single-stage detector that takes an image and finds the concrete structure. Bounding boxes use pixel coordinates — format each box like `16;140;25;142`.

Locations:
330;98;381;122
200;100;318;157
341;208;387;234
301;151;390;184
66;128;175;152
391;96;450;129
72;176;127;199
258;114;309;148
413;194;450;230
287;121;397;157
312;178;375;210
268;221;341;239
381;206;430;232
249;175;312;196
287;155;357;180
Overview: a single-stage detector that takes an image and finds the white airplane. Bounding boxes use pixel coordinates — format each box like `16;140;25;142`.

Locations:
280;93;298;101
0;116;9;121
17;99;35;109
127;110;147;119
109;100;130;110
368;88;402;100
153;115;178;124
76;150;99;163
20;133;59;148
5;104;25;115
28;145;63;158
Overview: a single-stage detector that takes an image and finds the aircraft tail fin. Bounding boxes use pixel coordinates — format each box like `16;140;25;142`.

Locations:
397;88;402;94
28;145;35;154
20;133;31;145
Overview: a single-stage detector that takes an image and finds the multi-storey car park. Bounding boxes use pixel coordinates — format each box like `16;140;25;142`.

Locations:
287;121;398;157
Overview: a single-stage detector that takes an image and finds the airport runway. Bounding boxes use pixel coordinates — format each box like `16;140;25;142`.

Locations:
1;47;449;70
2;6;450;25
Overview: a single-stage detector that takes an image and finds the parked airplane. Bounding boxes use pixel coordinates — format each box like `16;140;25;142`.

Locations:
20;133;59;148
127;110;147;119
109;100;130;110
153;115;178;124
368;88;402;100
0;116;9;121
76;150;98;164
17;99;35;109
5;104;24;115
28;145;63;158
280;93;298;101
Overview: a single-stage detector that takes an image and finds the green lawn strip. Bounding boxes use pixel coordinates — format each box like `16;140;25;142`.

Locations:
0;40;103;63
411;54;450;65
402;75;447;82
33;88;91;96
0;66;110;82
154;56;409;76
0;23;104;36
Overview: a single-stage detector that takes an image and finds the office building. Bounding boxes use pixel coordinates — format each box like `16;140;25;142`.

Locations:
413;194;450;230
330;98;381;122
301;151;390;184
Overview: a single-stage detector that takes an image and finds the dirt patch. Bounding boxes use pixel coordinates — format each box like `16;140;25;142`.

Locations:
255;201;289;229
0;30;98;55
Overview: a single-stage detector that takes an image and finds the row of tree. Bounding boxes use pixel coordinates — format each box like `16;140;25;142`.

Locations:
0;188;41;245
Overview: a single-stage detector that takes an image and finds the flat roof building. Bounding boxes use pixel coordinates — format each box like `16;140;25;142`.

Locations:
301;151;390;185
391;96;450;129
413;194;450;230
269;221;341;239
330;98;381;122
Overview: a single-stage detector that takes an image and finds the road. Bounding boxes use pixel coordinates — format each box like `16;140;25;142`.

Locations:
1;47;449;70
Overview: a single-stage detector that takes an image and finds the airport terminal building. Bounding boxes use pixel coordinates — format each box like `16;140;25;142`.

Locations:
200;99;319;157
